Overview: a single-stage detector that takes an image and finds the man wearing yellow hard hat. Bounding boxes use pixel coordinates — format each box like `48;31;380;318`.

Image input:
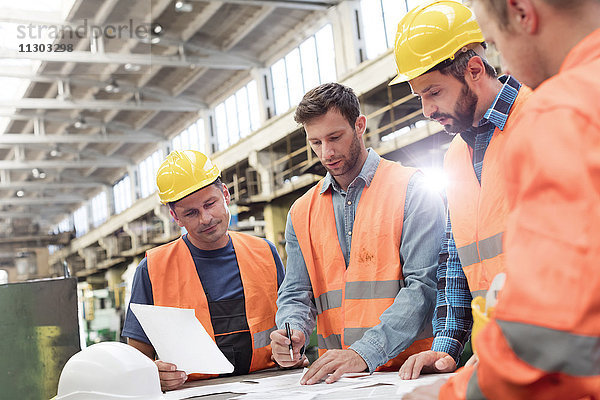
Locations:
122;150;285;391
390;0;531;380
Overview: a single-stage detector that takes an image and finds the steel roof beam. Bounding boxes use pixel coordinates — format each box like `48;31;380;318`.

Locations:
0;49;254;70
0;181;105;189
0;133;161;144
0;159;130;169
0;98;198;111
0;72;207;108
0;196;85;205
193;0;335;11
0;112;164;136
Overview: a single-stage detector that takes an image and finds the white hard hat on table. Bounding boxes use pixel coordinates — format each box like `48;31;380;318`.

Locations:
55;341;163;400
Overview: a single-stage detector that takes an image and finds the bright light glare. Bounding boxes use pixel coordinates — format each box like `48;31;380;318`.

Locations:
421;168;448;193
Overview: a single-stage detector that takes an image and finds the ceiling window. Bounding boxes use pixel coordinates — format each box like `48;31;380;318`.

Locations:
73;205;88;237
91;191;108;228
271;24;337;116
53;217;72;234
139;149;164;199
172;118;204;153
113;175;132;215
214;81;260;151
0;0;77;133
360;0;409;60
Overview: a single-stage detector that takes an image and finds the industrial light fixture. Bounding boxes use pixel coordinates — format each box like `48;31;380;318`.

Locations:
150;23;163;44
73;114;87;129
16;190;24;197
31;168;46;179
175;0;193;12
124;63;141;72
49;147;61;157
151;23;163;35
105;78;120;93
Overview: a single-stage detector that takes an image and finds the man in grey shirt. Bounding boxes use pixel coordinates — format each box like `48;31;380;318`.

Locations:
270;83;445;384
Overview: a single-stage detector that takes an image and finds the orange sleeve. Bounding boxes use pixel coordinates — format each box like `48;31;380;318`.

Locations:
439;366;474;399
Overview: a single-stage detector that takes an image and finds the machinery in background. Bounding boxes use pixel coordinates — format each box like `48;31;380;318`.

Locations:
0;277;80;399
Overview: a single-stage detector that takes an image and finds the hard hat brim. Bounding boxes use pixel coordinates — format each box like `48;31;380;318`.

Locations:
159;171;220;205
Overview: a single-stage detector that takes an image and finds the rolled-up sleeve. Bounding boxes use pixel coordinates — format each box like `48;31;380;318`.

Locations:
349;173;445;372
275;211;317;349
431;213;473;363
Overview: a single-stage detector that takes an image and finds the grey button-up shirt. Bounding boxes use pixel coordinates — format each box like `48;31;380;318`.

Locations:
276;148;445;372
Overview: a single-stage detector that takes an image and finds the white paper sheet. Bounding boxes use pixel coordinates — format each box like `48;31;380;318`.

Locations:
229;369;386;399
130;303;234;375
395;373;454;396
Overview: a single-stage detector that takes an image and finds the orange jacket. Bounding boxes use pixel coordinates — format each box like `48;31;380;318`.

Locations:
441;29;600;400
147;231;277;379
444;87;531;297
291;159;432;370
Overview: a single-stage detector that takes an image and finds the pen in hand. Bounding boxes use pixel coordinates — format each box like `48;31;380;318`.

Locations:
285;322;294;360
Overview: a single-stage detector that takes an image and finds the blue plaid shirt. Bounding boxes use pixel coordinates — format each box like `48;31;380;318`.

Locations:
432;75;522;362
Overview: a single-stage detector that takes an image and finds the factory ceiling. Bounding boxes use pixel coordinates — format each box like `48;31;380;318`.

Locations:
0;0;341;243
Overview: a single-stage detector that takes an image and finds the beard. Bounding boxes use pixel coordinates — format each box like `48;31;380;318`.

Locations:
432;83;479;134
323;130;362;177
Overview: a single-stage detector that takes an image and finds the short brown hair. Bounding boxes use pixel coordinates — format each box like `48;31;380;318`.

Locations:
474;0;590;27
429;48;497;83
294;83;360;129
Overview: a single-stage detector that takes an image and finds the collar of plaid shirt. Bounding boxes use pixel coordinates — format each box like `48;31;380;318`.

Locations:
460;75;522;148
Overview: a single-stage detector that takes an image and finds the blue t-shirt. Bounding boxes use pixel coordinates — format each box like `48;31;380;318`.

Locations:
122;234;284;344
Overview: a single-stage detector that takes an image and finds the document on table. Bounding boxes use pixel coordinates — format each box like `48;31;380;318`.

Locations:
130;303;234;375
395;373;454;397
230;369;373;399
162;369;456;400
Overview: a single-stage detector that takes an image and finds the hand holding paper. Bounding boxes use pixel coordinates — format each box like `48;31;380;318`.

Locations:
130;303;234;375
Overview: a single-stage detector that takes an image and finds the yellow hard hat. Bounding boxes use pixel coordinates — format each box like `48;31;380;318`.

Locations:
156;150;220;204
390;0;484;84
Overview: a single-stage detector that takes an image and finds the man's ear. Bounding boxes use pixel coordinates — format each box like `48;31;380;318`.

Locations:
507;0;538;34
355;115;367;137
465;55;487;83
222;183;231;206
169;208;184;228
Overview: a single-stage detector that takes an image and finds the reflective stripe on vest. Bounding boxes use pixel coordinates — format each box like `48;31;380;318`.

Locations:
318;325;433;349
498;320;600;376
315;289;342;314
291;159;433;370
315;281;404;314
456;232;504;268
466;369;486;400
317;333;342;349
146;232;278;376
345;280;404;300
445;87;532;294
253;325;277;349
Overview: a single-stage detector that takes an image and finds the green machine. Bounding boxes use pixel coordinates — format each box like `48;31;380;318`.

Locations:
0;278;80;400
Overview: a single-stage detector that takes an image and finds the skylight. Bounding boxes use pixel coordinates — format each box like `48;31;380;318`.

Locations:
0;0;77;133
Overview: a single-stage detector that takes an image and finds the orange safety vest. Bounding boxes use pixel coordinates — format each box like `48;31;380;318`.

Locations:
444;86;531;297
440;29;600;400
291;159;433;371
147;231;277;379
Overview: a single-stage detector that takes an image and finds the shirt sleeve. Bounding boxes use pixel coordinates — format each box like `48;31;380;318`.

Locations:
121;257;153;344
349;172;445;372
431;212;473;363
275;211;317;349
265;239;285;288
